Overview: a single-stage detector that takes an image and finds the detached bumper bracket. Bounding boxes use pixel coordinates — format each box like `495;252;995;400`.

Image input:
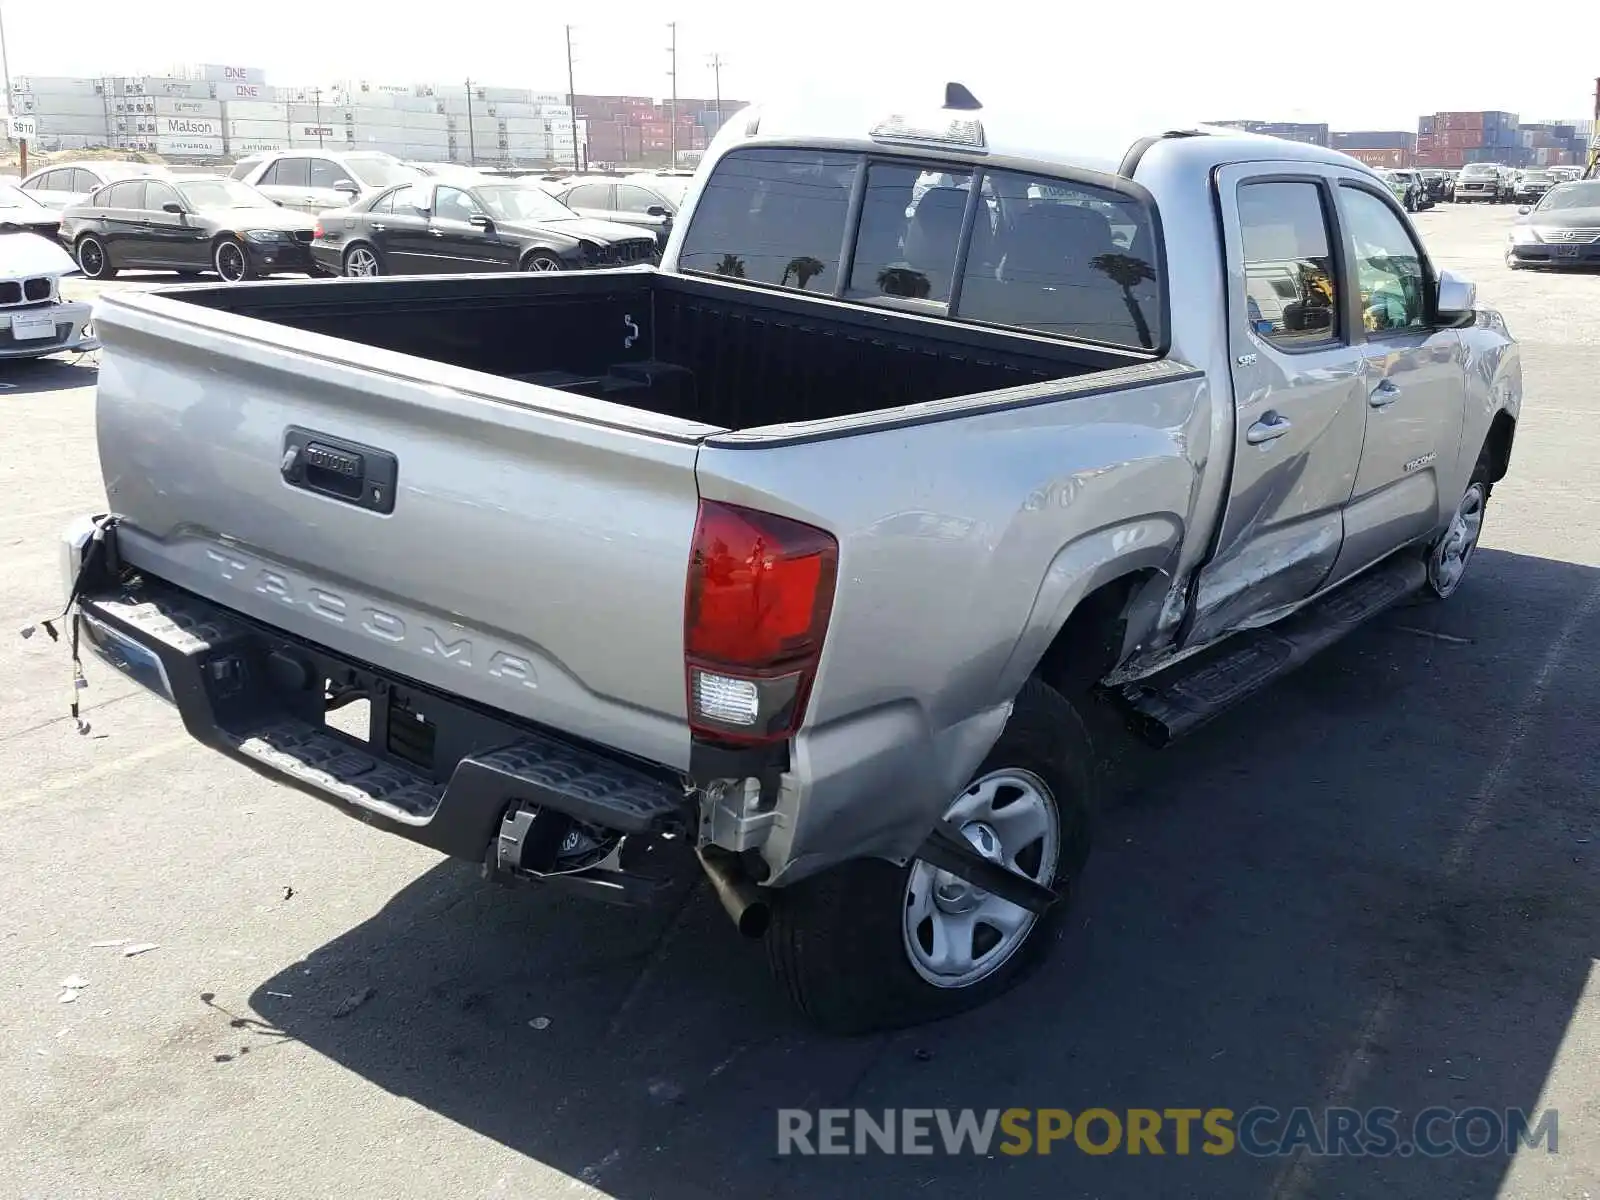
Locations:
915;820;1060;916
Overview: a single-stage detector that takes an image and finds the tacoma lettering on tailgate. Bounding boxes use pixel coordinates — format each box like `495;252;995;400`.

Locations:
202;547;540;689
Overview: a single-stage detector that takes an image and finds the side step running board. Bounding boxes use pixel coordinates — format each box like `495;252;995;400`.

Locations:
1115;555;1425;747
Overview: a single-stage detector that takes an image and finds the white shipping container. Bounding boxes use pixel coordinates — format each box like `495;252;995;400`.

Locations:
12;76;101;97
219;81;273;103
482;87;533;104
228;138;289;155
289;123;343;141
535;104;575;122
224;100;290;122
156;135;225;156
158;114;224;139
227;119;290;139
528;92;566;107
290;104;343;124
15;94;108;118
502;118;545;136
344;106;406;130
201;64;267;86
165;97;223;117
37;115;111;138
489;102;538;119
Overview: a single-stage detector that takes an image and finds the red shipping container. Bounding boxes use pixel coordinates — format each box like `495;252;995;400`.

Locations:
1415;134;1436;151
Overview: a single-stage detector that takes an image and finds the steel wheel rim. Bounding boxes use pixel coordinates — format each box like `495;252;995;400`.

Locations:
526;255;560;272
79;239;103;277
215;242;246;282
902;768;1060;989
344;247;378;277
1433;483;1486;596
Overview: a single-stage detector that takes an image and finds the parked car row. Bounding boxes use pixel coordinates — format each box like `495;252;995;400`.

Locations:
10;150;673;283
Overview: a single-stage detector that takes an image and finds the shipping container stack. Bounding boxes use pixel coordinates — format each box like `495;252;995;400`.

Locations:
8;76;114;153
420;83;580;166
1330;130;1415;168
576;93;745;167
1519;120;1591;168
108;76;225;158
1414;111;1523;170
1208;120;1330;147
328;83;451;162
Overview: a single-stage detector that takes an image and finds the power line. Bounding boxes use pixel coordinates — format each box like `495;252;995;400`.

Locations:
667;22;677;167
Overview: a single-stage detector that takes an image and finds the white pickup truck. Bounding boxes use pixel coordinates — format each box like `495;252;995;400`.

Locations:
53;86;1520;1033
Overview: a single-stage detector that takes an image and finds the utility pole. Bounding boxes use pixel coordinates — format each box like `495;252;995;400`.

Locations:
464;77;476;166
708;52;724;123
667;22;677;168
0;3;12;112
313;85;323;149
1588;76;1600;180
565;25;580;174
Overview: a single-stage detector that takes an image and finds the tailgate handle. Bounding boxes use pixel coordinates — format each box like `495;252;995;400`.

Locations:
280;427;398;514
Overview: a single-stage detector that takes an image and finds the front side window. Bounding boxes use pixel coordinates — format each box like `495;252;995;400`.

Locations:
434;185;484;222
616;183;665;214
1236;181;1340;350
679;147;856;291
1340;187;1427;334
958;169;1160;349
143;181;182;212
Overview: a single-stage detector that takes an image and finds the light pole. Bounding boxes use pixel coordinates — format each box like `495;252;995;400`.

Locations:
667;22;677;168
708;52;724;123
464;77;476;165
565;25;580;173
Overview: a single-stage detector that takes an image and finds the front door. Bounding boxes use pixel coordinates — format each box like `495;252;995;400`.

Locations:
1186;165;1370;646
427;185;517;271
140;180;207;270
1326;180;1466;581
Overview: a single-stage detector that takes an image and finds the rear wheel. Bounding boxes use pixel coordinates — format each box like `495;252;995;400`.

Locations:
765;678;1095;1034
521;251;564;272
342;243;382;277
76;235;115;280
213;237;253;283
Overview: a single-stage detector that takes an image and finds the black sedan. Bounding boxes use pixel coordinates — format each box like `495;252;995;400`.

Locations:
311;179;658;277
60;177;319;282
1506;181;1600;269
0;182;65;241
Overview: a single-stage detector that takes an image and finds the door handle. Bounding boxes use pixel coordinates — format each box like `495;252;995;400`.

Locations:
1369;380;1402;408
1246;413;1292;445
430;229;445;237
370;223;387;232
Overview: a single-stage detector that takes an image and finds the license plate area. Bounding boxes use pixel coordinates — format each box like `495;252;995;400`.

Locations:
12;312;55;340
1555;246;1583;259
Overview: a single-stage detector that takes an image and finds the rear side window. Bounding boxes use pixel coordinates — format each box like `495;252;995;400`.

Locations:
565;182;612;209
1236;182;1340;350
957;170;1160;349
679;148;857;291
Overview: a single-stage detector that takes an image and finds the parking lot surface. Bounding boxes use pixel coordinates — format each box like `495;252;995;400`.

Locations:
4;203;1600;1199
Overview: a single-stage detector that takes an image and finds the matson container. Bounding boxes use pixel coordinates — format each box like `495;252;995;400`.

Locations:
157;114;223;139
156;135;225;156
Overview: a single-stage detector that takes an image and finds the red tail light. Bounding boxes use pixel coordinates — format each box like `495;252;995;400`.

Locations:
312;221;324;239
684;499;838;744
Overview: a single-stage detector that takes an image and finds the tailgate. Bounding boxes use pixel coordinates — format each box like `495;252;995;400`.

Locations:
92;289;716;772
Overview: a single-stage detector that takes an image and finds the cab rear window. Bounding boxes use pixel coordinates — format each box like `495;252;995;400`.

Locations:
678;147;1164;352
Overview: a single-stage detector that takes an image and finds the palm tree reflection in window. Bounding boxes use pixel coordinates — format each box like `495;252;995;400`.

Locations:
713;253;747;278
781;256;826;290
876;266;931;299
1088;253;1156;349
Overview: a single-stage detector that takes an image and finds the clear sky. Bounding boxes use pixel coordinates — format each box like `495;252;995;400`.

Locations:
3;0;1594;130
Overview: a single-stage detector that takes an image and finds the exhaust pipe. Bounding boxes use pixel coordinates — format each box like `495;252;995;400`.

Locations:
697;847;770;938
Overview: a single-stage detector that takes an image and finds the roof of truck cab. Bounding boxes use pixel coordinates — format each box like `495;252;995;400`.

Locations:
714;88;1377;181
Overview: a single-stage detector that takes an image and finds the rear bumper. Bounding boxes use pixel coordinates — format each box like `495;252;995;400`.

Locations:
61;517;690;902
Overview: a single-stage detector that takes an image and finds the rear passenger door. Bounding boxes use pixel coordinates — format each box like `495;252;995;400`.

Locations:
99;181;151;269
1326;180;1466;580
561;181;614;222
255;157;312;211
1186;165;1369;645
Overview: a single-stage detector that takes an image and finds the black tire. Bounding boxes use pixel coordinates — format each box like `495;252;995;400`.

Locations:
341;242;383;277
765;677;1095;1035
213;236;254;283
521;251;565;272
76;235;115;280
1424;450;1492;601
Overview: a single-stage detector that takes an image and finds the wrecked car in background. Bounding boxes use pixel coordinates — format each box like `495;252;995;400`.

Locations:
0;219;97;359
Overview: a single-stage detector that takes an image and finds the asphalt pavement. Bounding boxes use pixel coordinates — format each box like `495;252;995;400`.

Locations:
4;203;1600;1199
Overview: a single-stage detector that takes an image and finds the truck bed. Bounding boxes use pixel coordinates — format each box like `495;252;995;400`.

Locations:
174;269;1138;431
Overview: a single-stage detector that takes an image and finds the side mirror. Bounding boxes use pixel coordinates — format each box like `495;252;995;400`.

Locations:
1436;268;1477;327
1516;205;1531;215
161;202;184;215
468;213;491;228
334;179;359;196
646;205;668;218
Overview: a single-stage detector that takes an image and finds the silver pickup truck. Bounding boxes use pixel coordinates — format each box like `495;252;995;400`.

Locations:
54;86;1520;1034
